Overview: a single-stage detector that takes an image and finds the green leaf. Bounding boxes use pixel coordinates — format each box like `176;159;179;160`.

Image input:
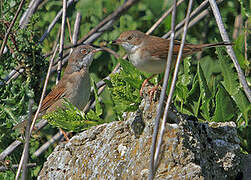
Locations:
197;62;212;120
43;99;102;132
92;79;102;116
212;84;235;122
187;75;201;117
233;34;249;69
216;47;250;122
216;47;239;95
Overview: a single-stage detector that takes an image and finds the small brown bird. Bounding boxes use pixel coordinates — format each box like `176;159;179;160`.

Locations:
113;30;231;94
13;45;102;138
40;45;102;114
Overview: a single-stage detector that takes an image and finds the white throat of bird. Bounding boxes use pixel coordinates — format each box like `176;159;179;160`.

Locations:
121;42;140;54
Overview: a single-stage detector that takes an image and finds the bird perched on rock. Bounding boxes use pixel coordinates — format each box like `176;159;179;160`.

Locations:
113;30;232;95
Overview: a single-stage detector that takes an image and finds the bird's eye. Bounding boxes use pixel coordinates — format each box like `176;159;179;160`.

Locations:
81;49;87;55
127;35;133;40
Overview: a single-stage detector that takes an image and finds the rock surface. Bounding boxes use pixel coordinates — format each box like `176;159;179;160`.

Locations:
38;88;244;180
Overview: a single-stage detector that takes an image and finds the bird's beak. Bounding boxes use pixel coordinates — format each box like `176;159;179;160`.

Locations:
111;39;121;45
92;48;103;53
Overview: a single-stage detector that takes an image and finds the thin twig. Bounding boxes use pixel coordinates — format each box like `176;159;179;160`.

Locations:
174;7;210;38
163;0;208;38
72;12;82;45
56;0;67;84
208;0;251;102
0;163;36;172
39;0;77;43
66;18;72;43
19;0;43;28
146;0;184;35
29;45;59;135
0;119;47;161
77;0;140;44
0;0;25;56
244;20;248;64
148;1;177;179
16;99;34;180
33;131;63;157
6;68;24;84
0;140;23;161
154;0;193;174
163;0;223;39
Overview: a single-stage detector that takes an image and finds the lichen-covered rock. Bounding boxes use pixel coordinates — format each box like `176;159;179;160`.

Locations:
38;87;244;180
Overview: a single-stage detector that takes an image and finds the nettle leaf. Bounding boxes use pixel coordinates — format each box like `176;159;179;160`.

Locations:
44;98;102;132
216;47;250;122
118;58;145;81
175;61;193;111
233;34;249;69
187;74;201;117
197;63;212;120
216;47;239;94
212;84;235;122
108;59;143;118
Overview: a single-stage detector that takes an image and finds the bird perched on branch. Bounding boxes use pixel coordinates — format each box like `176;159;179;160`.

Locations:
113;30;232;95
40;45;102;114
14;45;102;139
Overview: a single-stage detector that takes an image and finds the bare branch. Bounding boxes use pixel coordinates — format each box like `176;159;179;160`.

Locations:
19;0;43;28
16;99;34;180
244;20;248;68
72;12;82;45
66;18;72;43
56;0;67;84
149;0;178;179
33;131;63;157
146;0;184;35
0;119;47;161
0;140;23;161
39;0;77;43
162;0;224;39
29;45;59;135
77;0;140;44
0;0;25;56
156;0;193;172
174;7;210;37
0;163;36;172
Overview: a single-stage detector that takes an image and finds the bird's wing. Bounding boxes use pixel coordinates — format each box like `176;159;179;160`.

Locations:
40;82;66;113
144;37;200;60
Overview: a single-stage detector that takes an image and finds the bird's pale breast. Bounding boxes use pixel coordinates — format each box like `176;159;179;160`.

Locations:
129;49;166;74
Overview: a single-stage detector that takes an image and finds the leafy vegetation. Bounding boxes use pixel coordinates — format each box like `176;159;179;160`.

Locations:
105;58;145;119
44;80;104;132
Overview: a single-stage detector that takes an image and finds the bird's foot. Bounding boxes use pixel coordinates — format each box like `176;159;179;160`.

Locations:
148;85;160;103
60;128;70;142
140;74;156;96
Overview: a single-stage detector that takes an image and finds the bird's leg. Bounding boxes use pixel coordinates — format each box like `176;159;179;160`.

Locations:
148;77;164;102
60;128;70;141
140;74;156;96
